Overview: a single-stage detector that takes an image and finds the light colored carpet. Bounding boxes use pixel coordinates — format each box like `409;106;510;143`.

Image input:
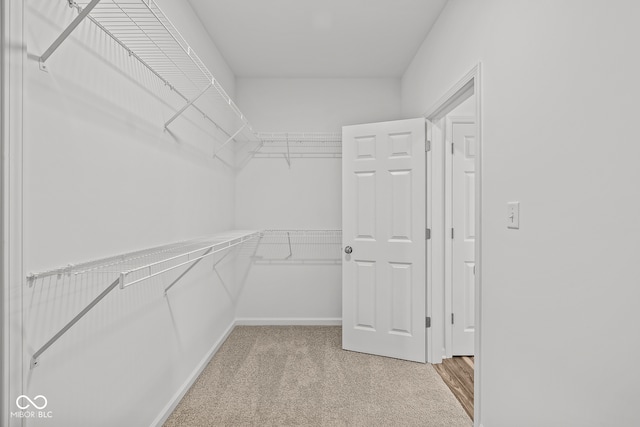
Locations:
164;326;472;427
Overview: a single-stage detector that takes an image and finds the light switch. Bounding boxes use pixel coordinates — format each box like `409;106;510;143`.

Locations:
507;202;520;229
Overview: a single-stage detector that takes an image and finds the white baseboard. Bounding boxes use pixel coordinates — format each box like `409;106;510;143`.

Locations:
235;317;342;326
150;320;236;427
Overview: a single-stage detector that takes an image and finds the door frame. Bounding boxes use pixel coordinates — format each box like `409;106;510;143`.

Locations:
424;64;482;425
445;115;475;358
1;0;25;425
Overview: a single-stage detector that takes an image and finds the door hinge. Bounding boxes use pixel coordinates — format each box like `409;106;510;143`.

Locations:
451;228;454;239
451;313;455;324
451;142;454;154
425;140;431;152
426;228;431;240
426;317;431;328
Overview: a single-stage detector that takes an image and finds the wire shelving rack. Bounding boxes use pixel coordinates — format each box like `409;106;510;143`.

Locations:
40;1;345;160
40;0;260;150
27;230;259;368
252;230;343;265
252;132;342;164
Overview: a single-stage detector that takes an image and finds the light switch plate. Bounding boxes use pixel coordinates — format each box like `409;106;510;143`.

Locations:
507;202;520;229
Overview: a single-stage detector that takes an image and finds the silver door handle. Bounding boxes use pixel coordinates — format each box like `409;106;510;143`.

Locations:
344;246;353;254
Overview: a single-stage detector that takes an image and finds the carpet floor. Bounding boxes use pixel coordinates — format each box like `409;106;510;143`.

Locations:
164;326;472;427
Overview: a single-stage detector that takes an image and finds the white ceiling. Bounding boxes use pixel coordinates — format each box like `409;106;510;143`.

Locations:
187;0;449;78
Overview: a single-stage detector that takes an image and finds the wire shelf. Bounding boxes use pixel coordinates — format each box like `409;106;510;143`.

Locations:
260;229;342;241
44;0;259;145
42;2;343;160
28;230;258;285
252;230;343;265
27;229;259;367
253;132;342;159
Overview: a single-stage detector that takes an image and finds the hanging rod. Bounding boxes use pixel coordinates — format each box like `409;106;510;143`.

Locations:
29;230;259;368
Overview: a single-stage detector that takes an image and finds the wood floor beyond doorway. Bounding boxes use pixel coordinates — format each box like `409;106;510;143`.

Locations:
433;356;474;420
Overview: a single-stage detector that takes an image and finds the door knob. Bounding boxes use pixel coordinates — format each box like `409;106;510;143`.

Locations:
345;246;353;254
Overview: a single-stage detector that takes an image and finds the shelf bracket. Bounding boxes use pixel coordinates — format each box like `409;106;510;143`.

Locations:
213;123;247;159
39;0;102;70
285;134;291;168
251;140;266;157
285;231;293;259
212;246;235;270
31;276;120;368
164;83;212;129
163;247;213;295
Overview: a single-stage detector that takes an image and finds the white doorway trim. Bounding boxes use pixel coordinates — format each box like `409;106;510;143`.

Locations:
445;114;475;358
424;63;482;426
1;1;25;425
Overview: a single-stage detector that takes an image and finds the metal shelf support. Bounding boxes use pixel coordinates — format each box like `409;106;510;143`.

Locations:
39;0;102;68
163;247;212;295
164;82;212;129
213;123;247;159
31;276;120;369
286;231;293;259
285;134;291;168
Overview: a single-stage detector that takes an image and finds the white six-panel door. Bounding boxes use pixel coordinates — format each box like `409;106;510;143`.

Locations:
342;118;426;363
451;120;476;355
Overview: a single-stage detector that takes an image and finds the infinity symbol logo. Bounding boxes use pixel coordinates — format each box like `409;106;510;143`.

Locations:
16;395;48;410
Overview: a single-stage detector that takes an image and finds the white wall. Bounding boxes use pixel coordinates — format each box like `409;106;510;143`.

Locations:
21;1;240;425
234;78;401;320
402;1;640;426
